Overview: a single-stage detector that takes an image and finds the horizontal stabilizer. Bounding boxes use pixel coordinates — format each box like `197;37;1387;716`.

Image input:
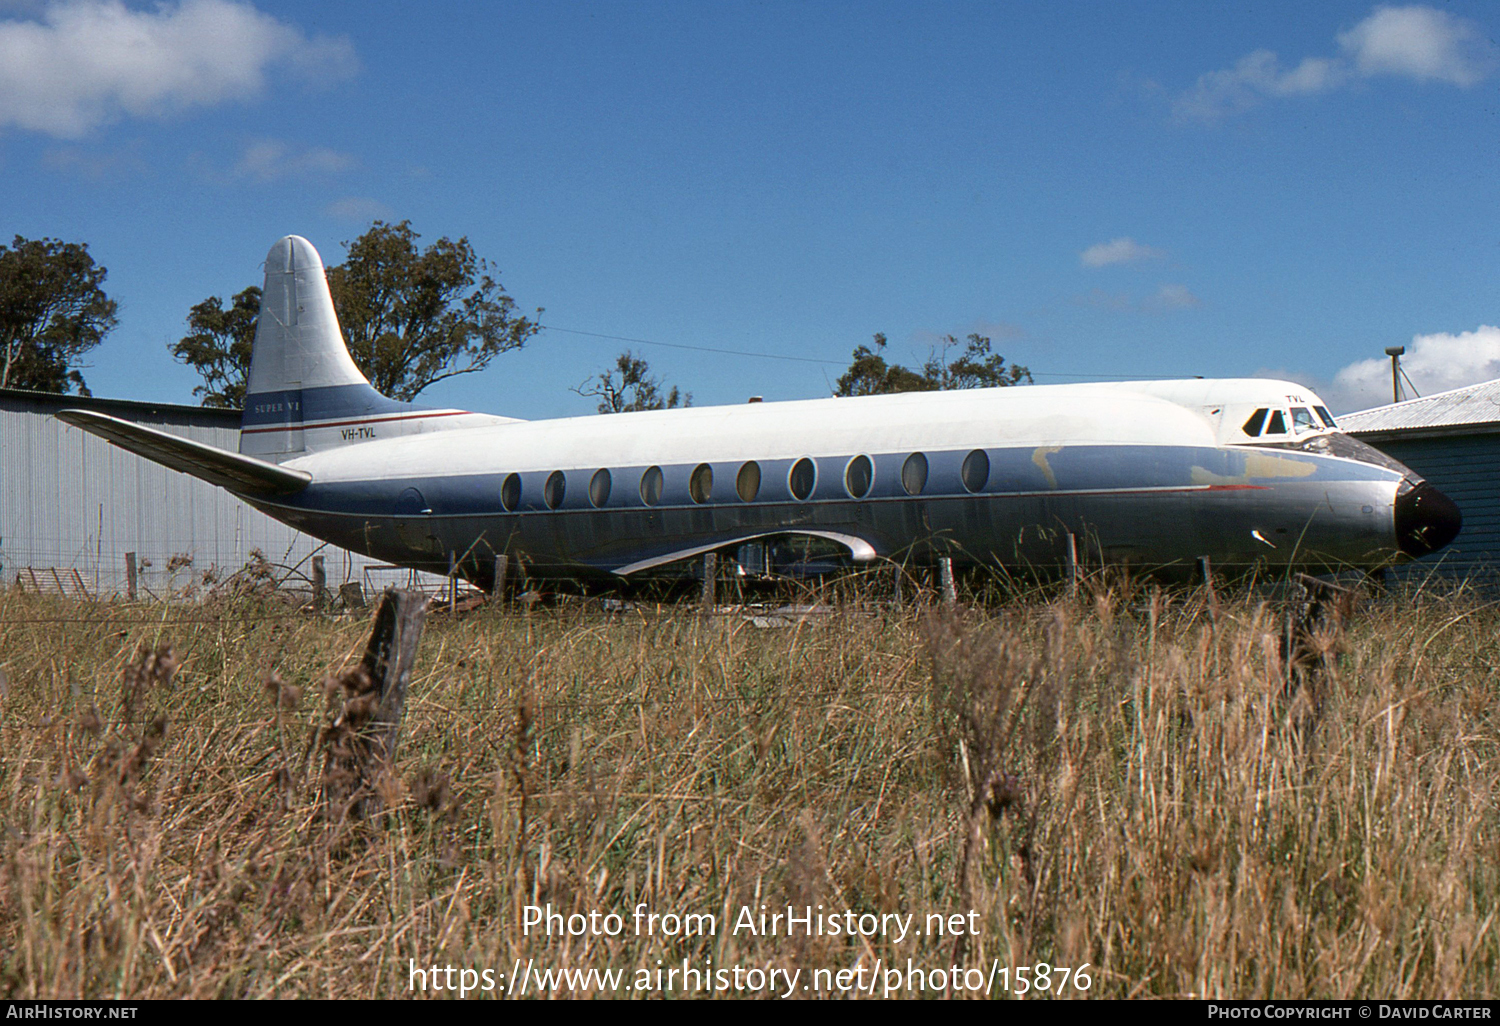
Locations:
613;530;878;577
56;410;311;496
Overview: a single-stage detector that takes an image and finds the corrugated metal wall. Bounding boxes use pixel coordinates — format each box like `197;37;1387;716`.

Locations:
1366;432;1500;583
0;392;424;599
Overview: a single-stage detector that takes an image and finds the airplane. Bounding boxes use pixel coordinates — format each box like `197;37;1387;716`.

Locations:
56;235;1462;592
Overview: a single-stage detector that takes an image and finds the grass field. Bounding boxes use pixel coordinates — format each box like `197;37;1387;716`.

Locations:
1;577;1498;999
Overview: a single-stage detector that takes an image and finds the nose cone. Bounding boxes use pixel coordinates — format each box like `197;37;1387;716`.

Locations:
1395;481;1462;558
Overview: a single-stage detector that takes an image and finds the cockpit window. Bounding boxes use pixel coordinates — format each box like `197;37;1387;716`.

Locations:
1291;407;1318;434
1242;408;1268;436
1265;410;1288;435
1315;406;1337;428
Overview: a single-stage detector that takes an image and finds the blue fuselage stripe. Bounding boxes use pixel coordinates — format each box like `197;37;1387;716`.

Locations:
273;443;1399;518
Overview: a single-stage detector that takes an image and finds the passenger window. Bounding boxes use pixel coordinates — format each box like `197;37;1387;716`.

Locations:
845;455;873;498
789;458;816;501
736;461;761;502
1265;410;1287;435
640;466;663;506
544;470;566;509
1242;409;1268;436
689;463;713;504
1292;408;1317;433
500;473;521;511
902;452;928;496
1315;406;1337;428
589;468;611;508
961;449;989;493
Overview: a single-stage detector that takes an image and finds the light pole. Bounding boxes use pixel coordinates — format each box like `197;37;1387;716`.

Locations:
1385;346;1406;403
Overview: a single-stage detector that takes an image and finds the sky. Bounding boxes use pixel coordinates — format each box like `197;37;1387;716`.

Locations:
4;0;1500;418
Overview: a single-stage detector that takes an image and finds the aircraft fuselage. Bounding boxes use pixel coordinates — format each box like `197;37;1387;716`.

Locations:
242;383;1434;587
59;235;1461;591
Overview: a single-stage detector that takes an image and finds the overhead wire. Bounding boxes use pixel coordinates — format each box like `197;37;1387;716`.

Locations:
540;325;842;367
539;323;1168;381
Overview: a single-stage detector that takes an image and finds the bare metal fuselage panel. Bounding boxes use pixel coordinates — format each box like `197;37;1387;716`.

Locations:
246;439;1405;585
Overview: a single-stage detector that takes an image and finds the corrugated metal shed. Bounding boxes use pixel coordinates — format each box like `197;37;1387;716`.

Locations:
1340;378;1500;582
0;387;429;599
1337;378;1500;437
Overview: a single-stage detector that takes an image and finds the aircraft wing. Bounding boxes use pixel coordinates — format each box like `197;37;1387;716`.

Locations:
56;409;312;496
612;530;878;577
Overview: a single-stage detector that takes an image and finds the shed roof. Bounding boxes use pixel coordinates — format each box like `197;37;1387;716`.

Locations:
0;386;239;426
1338;378;1500;438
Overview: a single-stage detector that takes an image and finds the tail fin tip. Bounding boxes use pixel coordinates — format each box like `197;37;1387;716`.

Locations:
240;233;504;461
241;234;400;459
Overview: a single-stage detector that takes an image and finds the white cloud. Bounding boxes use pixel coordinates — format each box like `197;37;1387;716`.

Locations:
0;0;357;138
235;139;354;181
1174;5;1496;123
1145;283;1200;310
1175;51;1345;121
1080;237;1165;268
1329;325;1500;412
1338;5;1496;86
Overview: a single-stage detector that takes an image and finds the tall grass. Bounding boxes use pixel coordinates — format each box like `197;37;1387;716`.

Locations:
1;578;1497;998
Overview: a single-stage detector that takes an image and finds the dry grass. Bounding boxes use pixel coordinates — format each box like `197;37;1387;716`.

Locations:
1;577;1498;999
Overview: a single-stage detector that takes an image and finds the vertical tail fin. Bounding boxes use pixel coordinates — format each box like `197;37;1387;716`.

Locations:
240;236;503;460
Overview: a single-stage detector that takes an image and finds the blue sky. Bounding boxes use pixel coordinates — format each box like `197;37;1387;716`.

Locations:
4;1;1500;417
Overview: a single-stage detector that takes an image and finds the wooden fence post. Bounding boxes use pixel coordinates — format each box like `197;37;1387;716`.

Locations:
701;552;717;610
363;589;425;770
494;553;509;599
323;589;429;819
125;552;137;601
312;555;327;612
